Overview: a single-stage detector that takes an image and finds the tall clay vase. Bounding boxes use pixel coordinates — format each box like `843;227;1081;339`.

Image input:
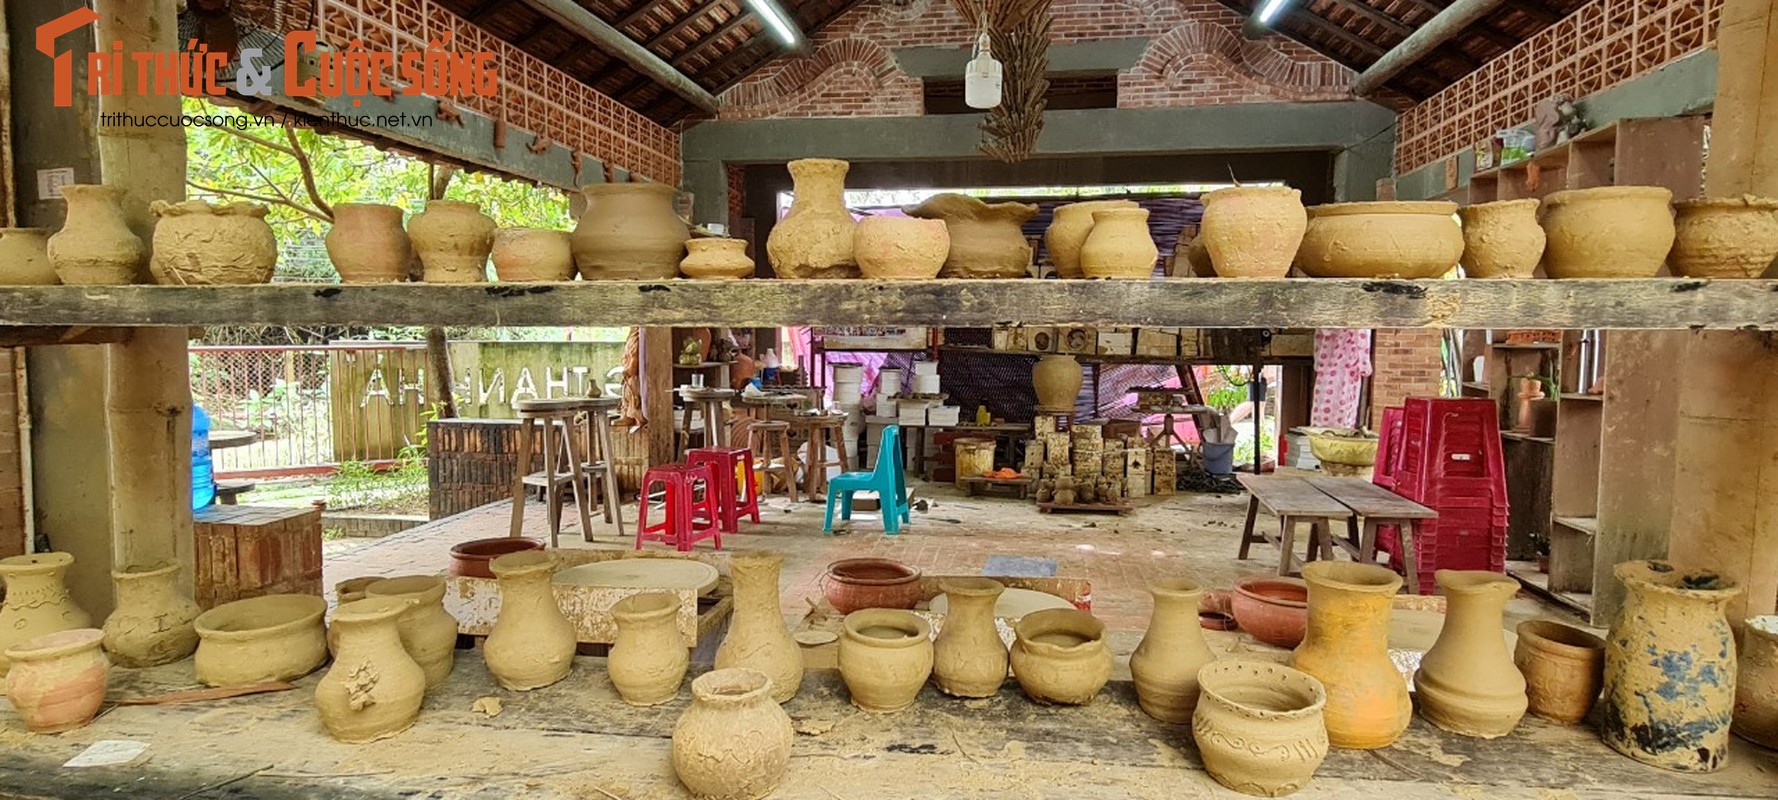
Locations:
931;577;1008;698
492;228;574;281
149;200;278;285
0;228;58;285
484;551;576;691
1199;186;1306;279
715;551;804;703
608;591;689;706
1079;208;1158;279
680;238;755;279
1412;570;1527;738
1733;616;1778;749
1670;196;1778;278
1540;187;1675;278
1290;562;1409;749
905;193;1037;278
0;552;93;679
1192;660;1329;797
408;199;494;283
839;609;933;712
4;629;108;734
854;216;949;279
365;575;459;690
1458;199;1545;278
767;158;858;279
1045;200;1137;278
101;563;202;668
315;597;426;743
1130;578;1217;723
1032;354;1083;411
326;203;412;283
1513;619;1605;725
671;668;794;800
47;184;146;284
572;183;690;280
1601;560;1742;772
1010;608;1113;705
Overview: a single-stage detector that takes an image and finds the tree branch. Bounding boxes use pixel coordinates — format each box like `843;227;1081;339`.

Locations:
245;162;301;209
283;125;334;219
212;125;298;157
186;181;331;223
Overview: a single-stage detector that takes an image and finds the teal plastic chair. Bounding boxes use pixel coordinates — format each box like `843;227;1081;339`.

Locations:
823;424;910;535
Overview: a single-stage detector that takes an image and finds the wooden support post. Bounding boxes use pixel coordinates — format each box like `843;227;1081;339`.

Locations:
641;328;675;468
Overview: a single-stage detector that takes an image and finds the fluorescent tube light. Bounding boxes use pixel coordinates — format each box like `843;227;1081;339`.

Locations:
742;0;804;48
1256;0;1293;25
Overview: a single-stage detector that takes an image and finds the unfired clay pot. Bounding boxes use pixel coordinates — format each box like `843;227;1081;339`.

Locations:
447;537;544;579
193;593;328;687
715;551;804;703
0;228;57;285
3;628;108;734
326;203;412;283
1290;562;1409;749
680;238;755;279
149;199;277;285
1733;616;1778;749
1181;236;1215;277
1670;195;1778;278
1193;660;1329;797
1297;201;1462;279
1514;618;1605;725
854;216;949;280
1199;186;1306;279
839;609;933;712
572;183;689;280
484;550;576;691
0;552;93;679
767;158;858;279
101;562;202;668
608;591;689;706
1540;187;1675;278
931;577;1008;698
335;576;380;604
1045;200;1137;279
408;199;494;283
1079;208;1158;279
1010;608;1113;705
47;184;146;284
491;228;574;281
821;558;921;614
365;575;459;690
1413;570;1527;738
1230;577;1308;649
671;668;794;800
1457;199;1544;278
905;193;1037;278
1032;354;1083;411
315;596;425;743
1129;578;1216;723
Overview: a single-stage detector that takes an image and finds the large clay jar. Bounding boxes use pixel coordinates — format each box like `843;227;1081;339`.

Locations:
671;668;794;800
193;593;328;687
408;199;494;283
1457;199;1544;278
1031;354;1083;411
100;562;202;668
854;216;949;279
715;551;804;703
1297;201;1462;279
1514;618;1605;725
326;203;412;283
572;183;689;280
767;158;858;279
1670;195;1778;278
484;550;576;691
1045;200;1137;279
1130;578;1217;723
608;591;689;706
149;199;278;285
1601;560;1742;772
681;238;755;279
1290;562;1409;749
839;609;933;712
0;228;58;285
931;577;1008;698
1230;577;1308;649
315;596;425;743
0;552;93;679
365;575;459;690
3;629;108;734
1540;187;1675;278
1733;616;1778;749
1079;208;1158;279
905;193;1037;278
1010;608;1113;705
491;228;574;281
1413;570;1527;738
1193;660;1329;797
1199;186;1306;279
47;184;147;284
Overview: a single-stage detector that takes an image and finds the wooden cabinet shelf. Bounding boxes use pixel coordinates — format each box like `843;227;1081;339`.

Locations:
1500;431;1554;444
1553;515;1600;536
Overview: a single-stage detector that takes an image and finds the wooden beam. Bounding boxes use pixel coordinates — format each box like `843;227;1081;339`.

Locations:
707;38;776;90
0;327;132;347
467;0;516;23
1508;0;1559;24
612;0;673;32
669;11;758;68
1355;0;1509;94
1323;0;1415;39
517;0;719;110
646;2;734;48
1396;0;1449;17
640;328;674;469
1285;10;1388;58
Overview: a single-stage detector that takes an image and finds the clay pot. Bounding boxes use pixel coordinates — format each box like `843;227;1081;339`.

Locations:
326;203;412;283
1670;195;1778;278
335;576;380;604
905;193;1037;278
853;216;949;280
1413;570;1527;738
715;551;804;703
838;609;933;712
572;183;689;280
0;552;93;679
1199;186;1306;279
1601;560;1741;772
408;199;494;283
365;575;459;690
100;562;202;668
1192;660;1329;797
3;629;108;734
1513;618;1605;725
1733;616;1778;749
1010;608;1112;705
193;593;328;687
491;228;574;281
1290;562;1409;749
1297;201;1463;279
931;577;1008;698
671;668;794;800
0;228;57;285
148;200;278;285
484;550;576;691
1079;208;1158;279
448;537;544;579
314;596;425;743
47;184;147;284
1230;577;1308;649
1130;578;1217;723
1045;200;1137;279
608;591;689;706
1180;237;1215;277
767;158;858;279
1032;354;1083;411
821;558;922;614
1458;199;1545;278
1540;187;1675;278
681;238;755;279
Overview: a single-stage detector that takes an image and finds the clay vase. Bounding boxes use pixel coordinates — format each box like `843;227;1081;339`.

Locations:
1230;577;1308;649
1290;562;1409;749
3;629;108;734
0;228;58;285
408;199;494;283
1010;608;1113;705
1045;200;1137;278
1540;187;1675;278
1032;354;1083;411
365;575;459;690
1413;570;1527;738
931;577;1009;698
1514;619;1606;725
680;238;755;279
1297;201;1463;279
905;193;1037;278
1199;186;1306;279
608;591;689;706
572;183;689;280
491;228;574;281
47;184;147;284
314;596;426;743
0;552;93;679
100;562;202;668
484;550;576;691
671;668;794;800
854;216;949;279
1457;199;1545;278
1733;616;1778;749
839;609;933;712
1130;578;1217;723
767;158;858;279
149;199;278;285
193;594;328;687
1192;660;1329;797
1079;208;1158;279
326;203;412;283
1601;560;1742;772
1670;195;1778;278
715;551;804;703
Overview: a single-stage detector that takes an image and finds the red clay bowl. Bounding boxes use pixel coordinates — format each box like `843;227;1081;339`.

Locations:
822;558;922;614
448;537;545;579
1231;576;1309;648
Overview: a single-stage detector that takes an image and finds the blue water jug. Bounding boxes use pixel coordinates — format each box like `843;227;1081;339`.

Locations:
192;404;215;510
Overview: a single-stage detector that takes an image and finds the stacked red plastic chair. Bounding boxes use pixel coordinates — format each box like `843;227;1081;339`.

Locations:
1374;398;1509;594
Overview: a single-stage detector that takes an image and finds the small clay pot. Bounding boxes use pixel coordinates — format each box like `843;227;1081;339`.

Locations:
484;551;576;691
608;591;689;706
0;228;57;285
1297;201;1462;279
326;203;411;283
1045;200;1137;279
838;609;933;712
3;628;108;734
1079;208;1158;279
1540;186;1675;278
1734;616;1778;748
335;576;381;604
47;184;146;284
931;577;1008;698
149;199;278;285
1513;619;1605;725
1670;195;1778;278
854;216;949;280
1199;186;1306;279
671;668;794;800
1414;570;1527;738
821;558;922;614
904;193;1036;278
1230;577;1308;649
1193;660;1329;796
315;597;425;743
680;238;755;279
409;200;494;283
100;562;202;668
491;228;574;281
766;158;857;279
572;183;689;280
0;552;93;679
448;537;545;579
1458;199;1545;279
365;575;460;690
193;594;328;687
1010;608;1113;705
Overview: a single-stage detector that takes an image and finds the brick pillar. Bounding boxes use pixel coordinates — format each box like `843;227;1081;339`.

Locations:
1368;329;1445;428
0;348;25;557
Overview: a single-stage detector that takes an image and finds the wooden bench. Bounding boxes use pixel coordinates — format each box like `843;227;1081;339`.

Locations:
1306;476;1437;593
1235;474;1354;576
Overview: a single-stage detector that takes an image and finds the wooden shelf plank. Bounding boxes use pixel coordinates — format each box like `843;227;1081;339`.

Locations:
1461;381;1490;392
1559;393;1603;402
1490;341;1562;350
1500;431;1554;444
1553;515;1600;536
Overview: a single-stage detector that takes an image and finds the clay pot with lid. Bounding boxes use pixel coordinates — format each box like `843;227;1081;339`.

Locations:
608;591;689;706
0;552;93;679
314;596;425;743
1297;201;1463;279
492;227;574;281
101;562;202;668
4;628;108;734
365;575;459;690
149;199;278;285
1193;660;1329;797
1457;199;1545;278
821;558;921;613
680;238;755;279
931;577;1008;698
448;537;544;579
0;228;57;285
47;184;147;285
1413;570;1527;738
838;609;933;712
1514;618;1605;725
1230;577;1308;649
484;550;576;691
1199;186;1306;279
1045;199;1136;278
1540;186;1675;278
1129;578;1217;723
194;593;328;687
1290;562;1409;749
572;183;689;280
409;199;494;282
767;158;858;279
715;550;804;703
1079;208;1158;279
905;193;1037;278
1670;195;1778;278
1010;608;1113;705
1733;615;1778;749
671;668;794;800
327;203;412;283
854;216;949;279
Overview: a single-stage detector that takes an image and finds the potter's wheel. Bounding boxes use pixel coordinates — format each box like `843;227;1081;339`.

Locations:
554;560;720;596
930;587;1072;619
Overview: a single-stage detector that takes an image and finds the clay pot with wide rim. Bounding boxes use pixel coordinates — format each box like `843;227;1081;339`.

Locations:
905;193;1037;278
149;199;278;285
0;552;93;679
1199;186;1306;279
1670;195;1778;278
484;550;576;691
681;238;755;279
572;183;689;280
4;628;108;734
1733;615;1778;749
101;562;202;668
1540;186;1675;278
767;158;858;279
1290;562;1409;749
1514;618;1605;725
1231;577;1308;649
365;575;459;690
931;577;1008;698
1458;199;1545;278
47;184;147;285
1414;570;1527;738
1010;608;1113;705
448;537;544;579
0;228;57;285
715;550;804;703
854;216;949;280
1079;208;1158;280
1192;660;1329;797
492;228;574;281
326;203;412;283
1297;201;1463;279
408;199;494;283
839;609;934;712
821;558;922;614
314;596;425;743
194;593;328;687
336;576;380;604
1045;200;1137;279
1032;354;1083;411
671;668;794;800
608;591;690;706
1130;578;1217;723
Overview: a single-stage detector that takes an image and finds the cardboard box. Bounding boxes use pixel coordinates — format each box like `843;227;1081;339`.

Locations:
1135;328;1180;357
1096;327;1134;356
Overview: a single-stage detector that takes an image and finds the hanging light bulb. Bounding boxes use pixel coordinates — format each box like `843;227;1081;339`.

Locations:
964;28;1002;110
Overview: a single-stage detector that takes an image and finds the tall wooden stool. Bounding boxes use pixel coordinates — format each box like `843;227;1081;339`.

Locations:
796;415;850;498
678;387;737;458
576;396;625;538
509;398;595;547
748;420;798;503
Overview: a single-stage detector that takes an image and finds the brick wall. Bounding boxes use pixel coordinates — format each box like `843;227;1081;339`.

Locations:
0;349;22;557
1369;329;1445;429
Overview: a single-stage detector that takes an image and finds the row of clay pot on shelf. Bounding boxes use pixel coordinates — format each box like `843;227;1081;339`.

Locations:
0;185;282;287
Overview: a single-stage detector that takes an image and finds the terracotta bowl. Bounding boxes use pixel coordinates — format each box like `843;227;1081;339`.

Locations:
1231;577;1309;648
449;537;545;579
822;558;922;614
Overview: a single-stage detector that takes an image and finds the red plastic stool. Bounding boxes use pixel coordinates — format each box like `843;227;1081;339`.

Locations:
689;447;760;533
636;463;722;552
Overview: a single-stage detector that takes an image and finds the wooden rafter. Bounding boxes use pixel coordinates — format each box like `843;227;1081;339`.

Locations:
612;0;674;32
466;0;516;23
1285;10;1388;57
669;12;758;68
1396;0;1449;17
1506;0;1559;23
1323;0;1414;38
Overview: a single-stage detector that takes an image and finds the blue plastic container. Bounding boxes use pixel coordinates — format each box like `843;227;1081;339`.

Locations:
191;404;215;510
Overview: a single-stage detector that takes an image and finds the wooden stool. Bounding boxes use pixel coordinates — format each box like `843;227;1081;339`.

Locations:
748;420;798;503
509;398;595;547
796;415;850;498
678;387;737;459
576;396;625;538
